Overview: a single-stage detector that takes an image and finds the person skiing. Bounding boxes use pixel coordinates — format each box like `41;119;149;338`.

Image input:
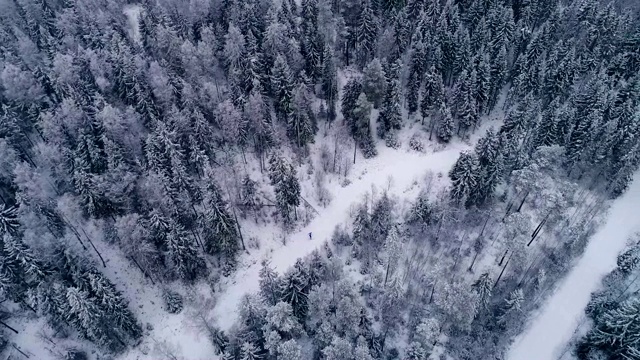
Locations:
308;232;312;240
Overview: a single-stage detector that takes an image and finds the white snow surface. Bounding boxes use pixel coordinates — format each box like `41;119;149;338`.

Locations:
213;142;469;331
507;172;640;360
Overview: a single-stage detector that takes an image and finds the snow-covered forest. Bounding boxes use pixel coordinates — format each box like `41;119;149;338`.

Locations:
0;0;638;359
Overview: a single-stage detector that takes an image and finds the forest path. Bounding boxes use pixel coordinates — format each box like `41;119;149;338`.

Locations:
507;172;640;360
212;141;471;330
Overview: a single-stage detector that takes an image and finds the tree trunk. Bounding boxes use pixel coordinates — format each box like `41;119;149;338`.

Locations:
494;256;511;289
333;135;338;173
480;214;490;236
498;249;508;266
12;344;29;358
190;228;206;252
517;191;529;212
0;320;19;334
468;251;479;272
429;279;438;304
528;213;549;247
503;200;514;221
78;226;107;268
429;119;435;140
232;209;246;251
353;136;357;164
130;256;155;285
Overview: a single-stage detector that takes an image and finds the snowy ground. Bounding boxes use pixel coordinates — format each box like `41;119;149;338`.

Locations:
507;172;640;360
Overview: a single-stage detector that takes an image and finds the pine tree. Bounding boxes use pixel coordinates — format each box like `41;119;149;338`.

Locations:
224;23;247;73
288;81;317;148
449;152;480;205
454;70;478;135
268;156;301;224
82;270;142;340
383;225;402;286
3;235;47;286
342;77;364;126
201;180;239;256
421;67;445;124
65;287;113;350
406;71;421;116
474;53;491;115
321;45;338;121
279;260;310;320
259;262;280;307
241;342;263;360
352;93;377;158
588;295;640;357
271;55;294;120
378;62;402;140
532;99;560;149
356;0;378;68
471;272;493;314
362;58;386;109
0;205;20;235
500;288;524;321
437;104;454;143
165;223;206;281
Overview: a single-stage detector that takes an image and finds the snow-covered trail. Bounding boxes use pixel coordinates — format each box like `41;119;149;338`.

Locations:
507;172;640;360
213;143;469;330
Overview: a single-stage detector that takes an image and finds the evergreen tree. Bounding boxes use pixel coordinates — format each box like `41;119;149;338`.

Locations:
406;71;421;116
0;205;20;235
436;104;454;143
259;261;280;306
271;55;295;121
351;93;377;158
474;53;491;115
378;61;402;140
165;223;206;281
240;342;263;360
279;260;310;320
342;77;364;126
268;156;301;224
288;81;317;148
201;180;239;256
500;288;524;322
421;67;445;123
449;151;480;205
321;45;338;121
471;272;493;314
362;58;386;109
356;0;378;68
454;70;478;135
587;295;640;358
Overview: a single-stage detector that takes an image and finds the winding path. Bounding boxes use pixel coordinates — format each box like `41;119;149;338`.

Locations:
507;173;640;360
